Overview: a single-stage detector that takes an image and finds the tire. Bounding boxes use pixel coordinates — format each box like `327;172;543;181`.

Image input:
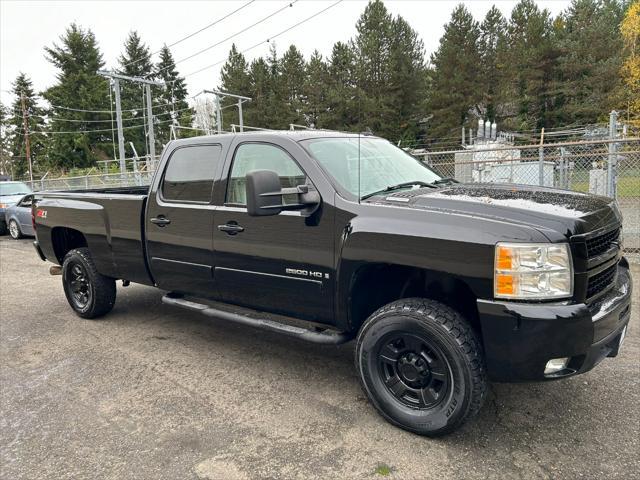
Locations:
0;221;6;236
9;219;22;239
62;247;116;319
355;298;487;436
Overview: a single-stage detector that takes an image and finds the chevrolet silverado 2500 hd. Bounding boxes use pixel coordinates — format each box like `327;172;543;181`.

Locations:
32;131;632;436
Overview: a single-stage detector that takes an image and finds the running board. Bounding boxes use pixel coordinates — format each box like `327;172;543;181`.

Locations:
162;294;354;345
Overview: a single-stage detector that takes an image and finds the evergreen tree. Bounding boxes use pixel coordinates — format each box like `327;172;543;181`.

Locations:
427;5;481;141
387;15;427;143
6;74;48;178
0;103;13;176
245;57;273;129
556;0;626;125
43;24;110;170
155;45;192;144
478;6;508;122
280;45;307;126
304;50;329;128
218;44;250;130
504;0;557;130
352;0;395;135
325;42;358;130
117;31;154;158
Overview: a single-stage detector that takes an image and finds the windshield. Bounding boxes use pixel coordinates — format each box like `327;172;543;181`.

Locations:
302;137;440;199
0;182;32;196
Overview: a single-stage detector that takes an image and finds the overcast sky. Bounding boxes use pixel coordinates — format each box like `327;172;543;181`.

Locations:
0;0;571;107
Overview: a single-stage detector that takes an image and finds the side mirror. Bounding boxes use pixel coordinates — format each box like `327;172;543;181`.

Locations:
246;170;283;216
245;170;320;217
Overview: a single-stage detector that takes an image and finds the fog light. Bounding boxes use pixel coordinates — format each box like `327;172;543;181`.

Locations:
544;357;570;375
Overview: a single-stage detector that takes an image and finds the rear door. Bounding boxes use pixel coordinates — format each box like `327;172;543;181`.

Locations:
212;140;335;323
146;143;224;298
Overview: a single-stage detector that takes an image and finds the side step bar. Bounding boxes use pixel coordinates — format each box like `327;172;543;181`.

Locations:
162;294;354;345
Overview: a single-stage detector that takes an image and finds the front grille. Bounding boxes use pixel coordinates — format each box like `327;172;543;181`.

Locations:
586;228;620;258
586;263;617;299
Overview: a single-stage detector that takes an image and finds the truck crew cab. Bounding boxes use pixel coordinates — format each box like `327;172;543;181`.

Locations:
32;131;632;436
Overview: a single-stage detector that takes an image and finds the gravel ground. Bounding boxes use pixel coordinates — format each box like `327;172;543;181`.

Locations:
1;236;639;480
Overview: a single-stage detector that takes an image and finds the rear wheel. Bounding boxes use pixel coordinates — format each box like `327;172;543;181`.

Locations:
9;219;22;239
356;298;487;436
62;248;116;319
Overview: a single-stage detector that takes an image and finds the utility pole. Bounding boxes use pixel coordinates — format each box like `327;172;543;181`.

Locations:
20;94;33;183
98;71;165;173
145;84;156;170
112;79;126;174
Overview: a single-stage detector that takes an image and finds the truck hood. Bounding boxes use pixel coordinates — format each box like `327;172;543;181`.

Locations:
367;183;620;239
0;194;24;206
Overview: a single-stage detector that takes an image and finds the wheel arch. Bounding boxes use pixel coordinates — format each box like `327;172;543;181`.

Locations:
343;263;481;337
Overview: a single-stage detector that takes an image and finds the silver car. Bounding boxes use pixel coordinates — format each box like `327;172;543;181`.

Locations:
0;181;33;235
5;194;35;239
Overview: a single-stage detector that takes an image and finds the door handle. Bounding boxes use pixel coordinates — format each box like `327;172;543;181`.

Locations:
150;216;171;227
218;223;244;235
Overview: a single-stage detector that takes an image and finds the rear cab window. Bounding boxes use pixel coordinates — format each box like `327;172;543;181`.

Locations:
161;144;222;203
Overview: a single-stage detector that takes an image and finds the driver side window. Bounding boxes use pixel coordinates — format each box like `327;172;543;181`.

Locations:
226;143;306;206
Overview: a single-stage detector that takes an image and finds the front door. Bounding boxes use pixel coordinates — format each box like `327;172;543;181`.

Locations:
213;141;335;323
146;143;223;298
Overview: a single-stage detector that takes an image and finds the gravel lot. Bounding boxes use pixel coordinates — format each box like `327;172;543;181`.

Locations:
1;236;639;480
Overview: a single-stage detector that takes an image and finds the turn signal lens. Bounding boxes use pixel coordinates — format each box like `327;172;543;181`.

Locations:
494;243;573;300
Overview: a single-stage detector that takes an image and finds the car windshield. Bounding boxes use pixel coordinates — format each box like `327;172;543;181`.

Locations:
301;137;440;199
0;182;32;196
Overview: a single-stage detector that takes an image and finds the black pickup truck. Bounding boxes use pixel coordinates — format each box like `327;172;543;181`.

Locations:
32;131;632;436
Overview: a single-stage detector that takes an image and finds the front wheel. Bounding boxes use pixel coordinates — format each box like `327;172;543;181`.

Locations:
62;248;116;319
355;298;488;436
9;219;22;239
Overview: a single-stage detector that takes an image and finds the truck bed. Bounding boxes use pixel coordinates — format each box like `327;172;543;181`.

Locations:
33;188;153;286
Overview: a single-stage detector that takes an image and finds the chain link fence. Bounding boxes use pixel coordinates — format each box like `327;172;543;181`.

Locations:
411;137;640;258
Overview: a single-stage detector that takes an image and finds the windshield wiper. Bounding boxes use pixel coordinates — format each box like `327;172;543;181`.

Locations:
430;177;459;186
361;181;436;200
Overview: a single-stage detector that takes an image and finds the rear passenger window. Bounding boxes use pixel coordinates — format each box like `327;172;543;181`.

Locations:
162;145;222;203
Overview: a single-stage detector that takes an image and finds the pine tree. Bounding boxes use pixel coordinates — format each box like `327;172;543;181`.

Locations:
504;0;557;130
325;42;358;130
352;0;395;135
304;50;329;128
478;6;508;123
0;103;13;176
155;45;192;144
43;24;110;171
245;57;273;128
218;44;250;130
6;74;48;178
280;45;307;126
117;31;154;158
556;0;626;125
427;5;481;142
387;15;427;143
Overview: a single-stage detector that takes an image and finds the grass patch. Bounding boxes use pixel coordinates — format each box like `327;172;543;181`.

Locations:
374;463;393;476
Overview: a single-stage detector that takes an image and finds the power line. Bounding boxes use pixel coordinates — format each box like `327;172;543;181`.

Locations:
13;117;179;135
158;0;299;76
26;105;193;123
182;0;343;80
122;0;257;70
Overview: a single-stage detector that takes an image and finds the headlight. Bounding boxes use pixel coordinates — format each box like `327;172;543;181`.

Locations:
0;203;7;209
494;242;573;300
